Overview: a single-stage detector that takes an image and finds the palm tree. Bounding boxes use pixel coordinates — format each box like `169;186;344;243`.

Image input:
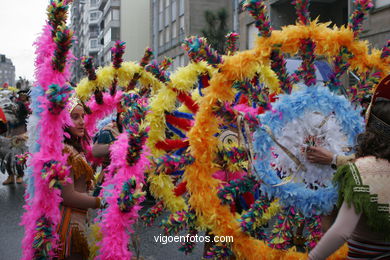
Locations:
201;8;228;54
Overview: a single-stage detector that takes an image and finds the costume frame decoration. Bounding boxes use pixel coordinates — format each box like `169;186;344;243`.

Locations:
184;0;389;258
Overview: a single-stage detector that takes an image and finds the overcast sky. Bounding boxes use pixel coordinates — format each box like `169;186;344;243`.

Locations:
0;0;51;83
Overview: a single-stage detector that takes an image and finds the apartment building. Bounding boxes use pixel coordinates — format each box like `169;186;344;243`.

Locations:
70;0;150;83
70;0;101;83
97;0;150;66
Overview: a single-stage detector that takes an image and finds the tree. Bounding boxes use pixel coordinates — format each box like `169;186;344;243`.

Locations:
201;8;229;54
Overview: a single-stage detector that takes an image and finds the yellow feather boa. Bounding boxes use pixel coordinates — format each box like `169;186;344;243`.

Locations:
75;61;165;101
146;61;215;213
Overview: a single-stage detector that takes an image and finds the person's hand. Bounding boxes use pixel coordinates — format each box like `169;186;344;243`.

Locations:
306;146;334;165
103;122;120;138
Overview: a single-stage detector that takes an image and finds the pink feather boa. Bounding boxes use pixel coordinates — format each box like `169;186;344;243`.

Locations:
21;17;73;260
33;23;74;91
85;91;123;136
98;133;149;259
21;96;72;260
233;104;259;117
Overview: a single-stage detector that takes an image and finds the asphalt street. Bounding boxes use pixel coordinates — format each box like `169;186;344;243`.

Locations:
0;173;204;260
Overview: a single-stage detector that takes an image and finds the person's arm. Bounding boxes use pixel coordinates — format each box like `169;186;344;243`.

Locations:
61;172;100;209
92;143;110;158
336;154;355;167
309;201;361;260
306;146;355;167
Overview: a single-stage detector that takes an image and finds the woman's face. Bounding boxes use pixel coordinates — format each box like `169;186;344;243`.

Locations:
69;105;85;138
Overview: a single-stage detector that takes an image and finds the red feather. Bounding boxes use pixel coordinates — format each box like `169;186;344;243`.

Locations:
165;115;192;131
155;139;189;151
176;91;199;113
200;74;210;88
238;94;249;105
269;93;278;103
242;192;255;207
173;181;187;196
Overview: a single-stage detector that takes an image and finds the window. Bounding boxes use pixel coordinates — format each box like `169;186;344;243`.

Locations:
159;31;164;46
375;0;390;7
104;28;111;47
179;54;185;66
159;0;164;31
165;2;170;26
165;26;170;43
159;0;164;12
105;11;112;26
179;15;185;35
173;56;180;70
105;52;111;64
179;0;184;15
172;0;177;21
112;9;120;20
172;21;177;38
159;11;163;30
90;11;99;22
90;39;98;49
247;23;257;50
111;27;120;41
90;0;97;5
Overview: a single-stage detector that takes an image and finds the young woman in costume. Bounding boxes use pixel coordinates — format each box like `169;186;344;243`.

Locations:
309;75;390;259
58;99;102;260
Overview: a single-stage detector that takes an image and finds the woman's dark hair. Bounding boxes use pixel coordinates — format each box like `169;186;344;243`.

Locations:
64;127;91;153
356;100;390;162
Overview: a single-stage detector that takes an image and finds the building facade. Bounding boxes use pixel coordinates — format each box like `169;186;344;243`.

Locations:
0;54;16;87
97;0;150;66
70;0;101;83
70;0;150;83
238;0;349;50
360;0;390;48
150;0;234;71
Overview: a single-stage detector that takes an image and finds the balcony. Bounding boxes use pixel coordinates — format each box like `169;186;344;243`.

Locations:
89;45;101;54
89;10;102;24
90;31;100;38
98;0;108;11
103;0;120;17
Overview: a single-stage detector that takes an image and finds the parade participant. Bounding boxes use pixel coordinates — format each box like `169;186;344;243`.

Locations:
2;90;30;185
58;98;102;260
0;106;7;135
91;104;124;192
8;90;30;136
309;75;390;259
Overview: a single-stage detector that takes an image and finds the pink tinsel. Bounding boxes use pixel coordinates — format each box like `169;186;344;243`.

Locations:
33;24;56;85
34;23;74;91
98;133;149;259
233;104;259;116
84;91;123;136
213;170;247;183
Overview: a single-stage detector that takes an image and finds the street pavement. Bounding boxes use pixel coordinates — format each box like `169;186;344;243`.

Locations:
0;173;204;260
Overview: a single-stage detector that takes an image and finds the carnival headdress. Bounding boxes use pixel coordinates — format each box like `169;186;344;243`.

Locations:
366;74;390;140
67;94;81;113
